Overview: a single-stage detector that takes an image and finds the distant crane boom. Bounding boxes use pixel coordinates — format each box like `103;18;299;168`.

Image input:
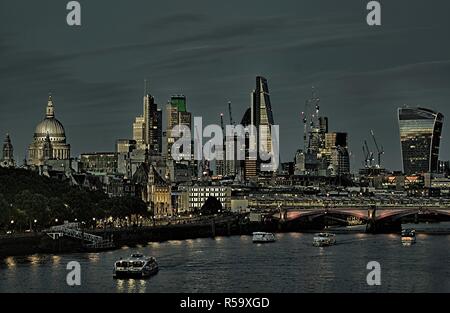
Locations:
364;140;374;167
370;130;385;168
362;145;368;167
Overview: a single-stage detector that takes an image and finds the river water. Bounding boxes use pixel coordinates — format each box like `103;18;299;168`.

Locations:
0;224;449;293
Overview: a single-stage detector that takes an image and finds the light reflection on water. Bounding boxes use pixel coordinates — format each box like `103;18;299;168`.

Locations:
4;257;16;269
0;227;449;293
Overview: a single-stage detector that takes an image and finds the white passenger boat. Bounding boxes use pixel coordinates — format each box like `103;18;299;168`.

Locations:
313;233;336;247
252;232;276;243
113;254;159;278
401;229;416;245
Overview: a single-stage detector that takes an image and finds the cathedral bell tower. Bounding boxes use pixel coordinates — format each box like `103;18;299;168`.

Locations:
1;134;15;168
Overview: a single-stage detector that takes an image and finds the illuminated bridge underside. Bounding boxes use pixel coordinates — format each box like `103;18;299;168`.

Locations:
275;208;450;223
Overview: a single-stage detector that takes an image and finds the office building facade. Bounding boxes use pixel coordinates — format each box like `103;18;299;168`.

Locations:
398;107;444;175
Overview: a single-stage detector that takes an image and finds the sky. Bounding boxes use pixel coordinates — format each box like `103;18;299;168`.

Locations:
1;0;450;171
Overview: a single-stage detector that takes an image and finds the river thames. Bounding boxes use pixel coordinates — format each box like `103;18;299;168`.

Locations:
0;224;449;293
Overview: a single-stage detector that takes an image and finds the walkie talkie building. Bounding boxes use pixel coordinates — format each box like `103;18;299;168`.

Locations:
398;107;444;175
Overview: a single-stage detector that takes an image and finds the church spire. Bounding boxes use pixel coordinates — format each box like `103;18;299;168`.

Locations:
46;93;55;118
2;133;14;167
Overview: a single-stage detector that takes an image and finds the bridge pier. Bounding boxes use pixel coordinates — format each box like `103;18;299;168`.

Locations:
366;219;402;233
365;206;401;233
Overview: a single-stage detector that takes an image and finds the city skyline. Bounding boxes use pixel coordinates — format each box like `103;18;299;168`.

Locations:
1;79;449;174
1;0;450;298
1;0;450;171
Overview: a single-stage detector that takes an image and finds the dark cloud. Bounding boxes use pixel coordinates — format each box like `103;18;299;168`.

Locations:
142;12;209;28
1;0;450;172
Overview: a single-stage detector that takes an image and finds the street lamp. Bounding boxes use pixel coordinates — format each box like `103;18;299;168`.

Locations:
55;218;58;223
10;220;14;225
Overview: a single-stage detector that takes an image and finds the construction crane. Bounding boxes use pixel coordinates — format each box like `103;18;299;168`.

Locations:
362;145;369;168
371;130;385;168
364;140;374;168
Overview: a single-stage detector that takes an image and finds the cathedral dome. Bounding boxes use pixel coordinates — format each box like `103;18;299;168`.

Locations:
28;94;71;166
33;95;66;142
35;118;66;138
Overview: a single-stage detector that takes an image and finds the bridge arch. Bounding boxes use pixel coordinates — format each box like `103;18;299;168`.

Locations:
376;208;450;223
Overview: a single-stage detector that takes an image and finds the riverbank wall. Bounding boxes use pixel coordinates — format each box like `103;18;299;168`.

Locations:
0;215;264;257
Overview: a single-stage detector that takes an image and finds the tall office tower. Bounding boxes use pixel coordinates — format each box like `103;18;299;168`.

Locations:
143;94;154;147
143;92;163;155
133;116;146;149
309;116;328;152
251;76;275;155
319;117;329;133
1;134;15;168
171;95;187;112
398;107;444;175
248;76;277;176
156;109;163;154
215;114;225;177
325;132;347;149
215;159;225;177
166;95;192;160
330;147;350;176
239;106;256;180
323;132;350;176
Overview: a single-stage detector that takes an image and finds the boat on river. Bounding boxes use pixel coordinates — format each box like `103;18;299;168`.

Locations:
252;232;276;243
113;254;159;278
313;233;336;247
401;229;416;245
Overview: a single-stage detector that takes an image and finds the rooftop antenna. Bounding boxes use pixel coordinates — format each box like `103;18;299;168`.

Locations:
144;79;149;96
220;113;225;133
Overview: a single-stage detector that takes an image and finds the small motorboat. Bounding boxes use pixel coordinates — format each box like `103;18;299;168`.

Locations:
401;229;416;245
313;233;336;247
113;253;159;278
252;232;276;243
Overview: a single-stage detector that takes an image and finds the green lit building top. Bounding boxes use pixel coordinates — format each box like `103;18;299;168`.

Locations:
171;95;186;112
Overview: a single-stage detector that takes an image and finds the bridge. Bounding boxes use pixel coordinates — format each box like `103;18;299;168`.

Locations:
45;223;114;249
272;206;450;233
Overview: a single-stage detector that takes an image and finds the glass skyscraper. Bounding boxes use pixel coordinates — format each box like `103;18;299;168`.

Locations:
248;76;276;175
398;107;444;175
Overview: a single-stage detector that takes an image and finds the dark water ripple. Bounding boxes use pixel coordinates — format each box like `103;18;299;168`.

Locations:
0;229;449;293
